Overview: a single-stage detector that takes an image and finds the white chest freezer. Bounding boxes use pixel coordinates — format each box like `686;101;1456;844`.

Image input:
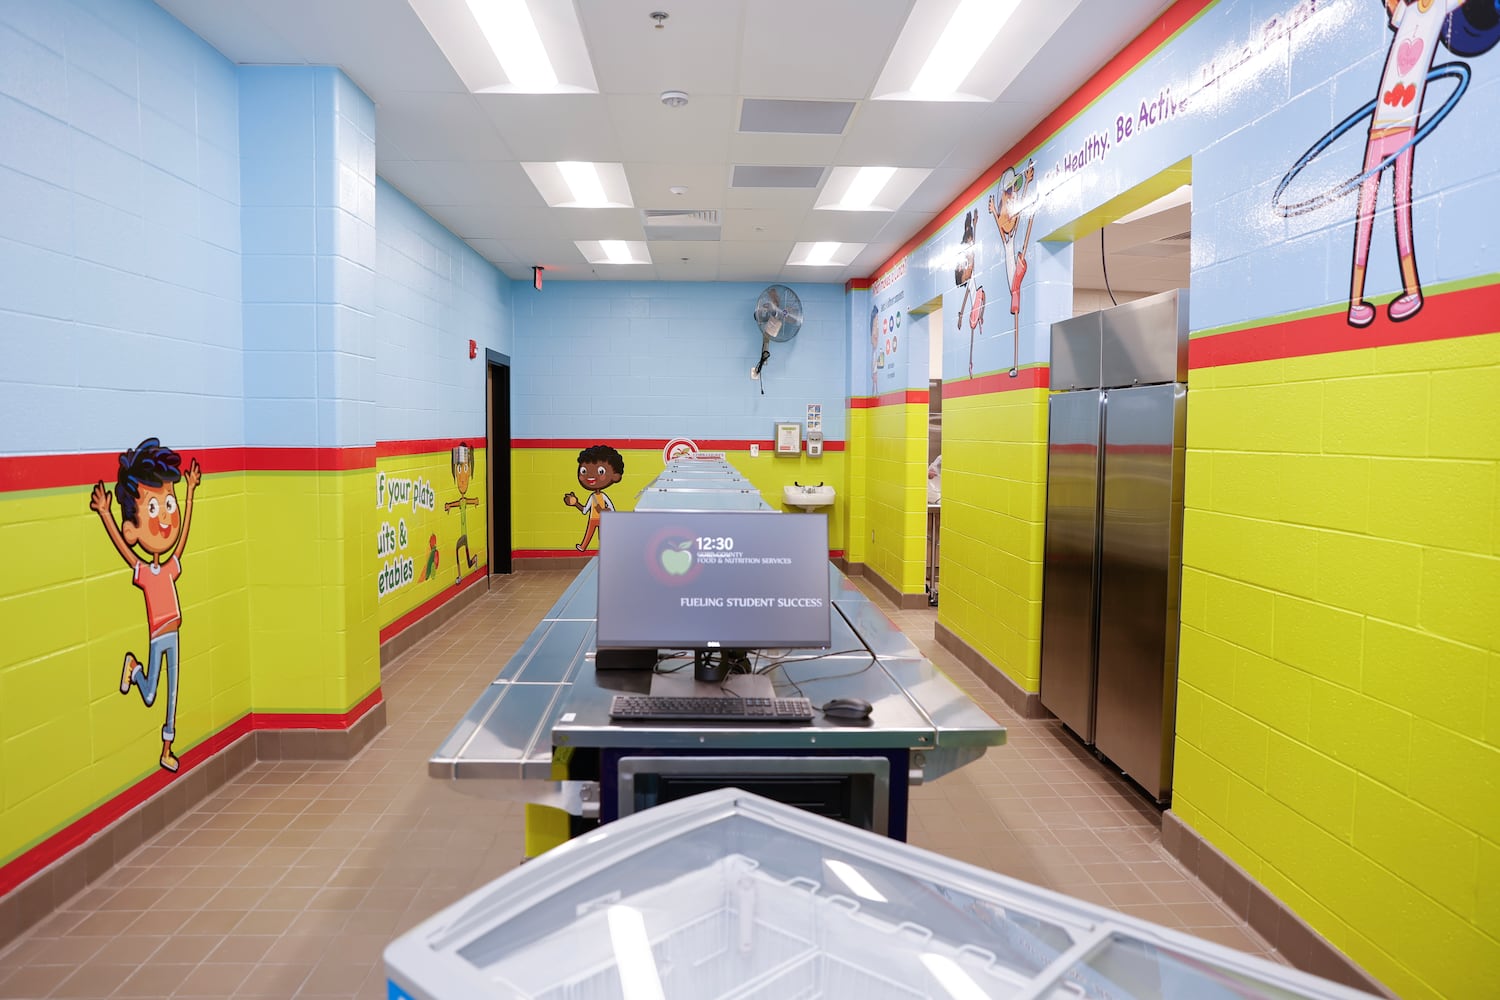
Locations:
386;788;1378;1000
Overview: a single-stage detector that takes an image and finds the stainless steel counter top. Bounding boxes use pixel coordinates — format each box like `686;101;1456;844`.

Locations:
430;559;1004;786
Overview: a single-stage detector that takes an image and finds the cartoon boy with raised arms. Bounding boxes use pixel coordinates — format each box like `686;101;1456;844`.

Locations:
90;438;201;773
563;444;624;552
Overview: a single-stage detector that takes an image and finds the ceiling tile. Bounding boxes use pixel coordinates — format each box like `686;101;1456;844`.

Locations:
376;160;532;208
474;93;621;161
719;208;808;241
607;95;735;163
578;0;746;97
836;101;993;167
737;0;915;100
377;92;513;161
624;163;731;210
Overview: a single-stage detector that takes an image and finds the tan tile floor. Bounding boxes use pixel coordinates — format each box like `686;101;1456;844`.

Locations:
0;569;1279;998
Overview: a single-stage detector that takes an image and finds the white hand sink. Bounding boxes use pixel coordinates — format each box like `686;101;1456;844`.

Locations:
783;484;835;509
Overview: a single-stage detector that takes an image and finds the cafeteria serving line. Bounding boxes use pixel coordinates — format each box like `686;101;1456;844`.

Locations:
429;458;1008;846
2;0;1494;996
0;569;1287;999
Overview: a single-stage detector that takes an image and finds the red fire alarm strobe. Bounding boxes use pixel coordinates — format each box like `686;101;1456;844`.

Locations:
533;266;544;290
468;339;477;359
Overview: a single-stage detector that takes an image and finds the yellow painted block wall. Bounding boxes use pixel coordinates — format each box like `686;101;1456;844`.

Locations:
242;469;380;714
844;407;870;564
939;387;1050;690
510;446;847;554
1176;332;1500;1000
862;403;929;594
0;472;253;868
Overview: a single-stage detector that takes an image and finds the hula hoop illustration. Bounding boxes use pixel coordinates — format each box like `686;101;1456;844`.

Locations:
1274;63;1470;217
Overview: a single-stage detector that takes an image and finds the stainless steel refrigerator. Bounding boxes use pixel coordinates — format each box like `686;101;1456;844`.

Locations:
1039;289;1188;804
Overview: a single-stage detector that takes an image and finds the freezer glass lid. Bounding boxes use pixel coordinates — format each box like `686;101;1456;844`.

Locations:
395;790;1375;999
425;792;1082;997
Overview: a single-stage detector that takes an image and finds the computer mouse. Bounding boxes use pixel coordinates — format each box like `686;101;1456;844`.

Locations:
821;697;874;721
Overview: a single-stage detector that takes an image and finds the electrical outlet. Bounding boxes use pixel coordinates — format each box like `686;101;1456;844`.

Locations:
749;444;759;457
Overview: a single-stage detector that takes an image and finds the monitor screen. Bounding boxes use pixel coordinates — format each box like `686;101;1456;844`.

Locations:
595;511;831;652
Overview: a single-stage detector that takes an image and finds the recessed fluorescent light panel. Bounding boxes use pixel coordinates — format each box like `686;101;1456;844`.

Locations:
911;0;1018;97
407;0;598;94
576;240;650;265
873;0;1060;101
814;166;933;212
787;242;862;267
522;161;634;208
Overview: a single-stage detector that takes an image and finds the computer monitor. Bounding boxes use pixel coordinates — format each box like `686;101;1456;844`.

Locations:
595;510;831;681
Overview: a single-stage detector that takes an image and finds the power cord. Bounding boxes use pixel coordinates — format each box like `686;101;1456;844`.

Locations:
1101;227;1118;306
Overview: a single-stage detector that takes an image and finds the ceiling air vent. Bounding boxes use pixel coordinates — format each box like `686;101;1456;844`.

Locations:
739;99;854;135
1122;231;1192;258
731;165;825;189
642;209;721;242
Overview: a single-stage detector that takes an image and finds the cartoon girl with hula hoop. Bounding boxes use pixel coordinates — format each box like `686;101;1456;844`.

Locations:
1276;0;1497;327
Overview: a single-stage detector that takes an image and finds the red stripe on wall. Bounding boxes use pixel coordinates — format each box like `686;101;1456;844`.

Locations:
376;438;477;458
845;278;872;292
939;366;1050;399
239;447;375;471
847;390;930;409
0;689;383;896
378;566;488;644
867;0;1216;282
0;442;454;494
1190;283;1500;369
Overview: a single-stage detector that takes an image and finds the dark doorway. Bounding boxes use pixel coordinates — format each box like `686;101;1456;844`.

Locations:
486;352;512;575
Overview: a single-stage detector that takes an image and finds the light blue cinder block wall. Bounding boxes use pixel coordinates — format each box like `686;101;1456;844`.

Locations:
511;281;848;442
0;0;243;457
375;180;514;444
240;66;378;451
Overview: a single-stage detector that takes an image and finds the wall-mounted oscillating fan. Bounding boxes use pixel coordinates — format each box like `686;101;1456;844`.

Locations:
751;284;803;382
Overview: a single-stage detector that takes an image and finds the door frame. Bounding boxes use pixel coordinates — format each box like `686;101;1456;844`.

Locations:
485;349;512;575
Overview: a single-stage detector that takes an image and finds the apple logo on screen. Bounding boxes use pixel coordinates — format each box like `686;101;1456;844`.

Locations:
660;541;693;576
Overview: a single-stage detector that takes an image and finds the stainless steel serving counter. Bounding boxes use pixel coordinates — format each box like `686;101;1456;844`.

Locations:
429;559;1004;834
429;456;1004;842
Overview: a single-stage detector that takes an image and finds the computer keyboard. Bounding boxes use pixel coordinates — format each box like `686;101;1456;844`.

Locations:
609;694;815;723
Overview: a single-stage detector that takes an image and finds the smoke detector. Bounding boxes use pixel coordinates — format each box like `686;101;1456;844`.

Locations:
660;90;689;108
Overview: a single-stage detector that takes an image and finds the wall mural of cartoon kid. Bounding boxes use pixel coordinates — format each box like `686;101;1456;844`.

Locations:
443;442;480;584
563;444;624;552
1276;0;1496;326
89;438;201;773
953;208;989;378
987;158;1036;377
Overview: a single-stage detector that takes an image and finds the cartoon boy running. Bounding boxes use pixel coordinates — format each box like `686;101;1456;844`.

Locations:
444;442;480;584
563;444;624;552
89;438;201;773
